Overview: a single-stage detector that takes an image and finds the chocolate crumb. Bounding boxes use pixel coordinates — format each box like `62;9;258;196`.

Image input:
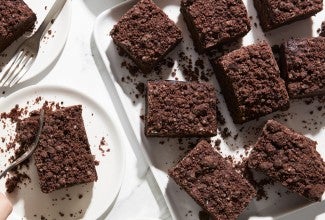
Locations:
216;109;225;125
5;173;31;193
221;127;231;139
214;139;221;148
135;82;145;95
199;211;210;220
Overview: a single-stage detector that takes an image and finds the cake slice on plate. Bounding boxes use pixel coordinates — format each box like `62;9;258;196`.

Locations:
0;0;37;52
16;105;98;193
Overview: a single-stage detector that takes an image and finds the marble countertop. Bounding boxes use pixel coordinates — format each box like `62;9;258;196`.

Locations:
1;0;324;219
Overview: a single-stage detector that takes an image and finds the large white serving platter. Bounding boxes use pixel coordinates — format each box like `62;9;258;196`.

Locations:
0;85;125;220
93;0;325;219
0;0;71;86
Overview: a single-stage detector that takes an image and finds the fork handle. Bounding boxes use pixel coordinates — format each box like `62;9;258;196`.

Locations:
33;0;68;41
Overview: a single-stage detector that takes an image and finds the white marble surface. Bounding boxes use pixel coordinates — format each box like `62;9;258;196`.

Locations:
0;0;324;220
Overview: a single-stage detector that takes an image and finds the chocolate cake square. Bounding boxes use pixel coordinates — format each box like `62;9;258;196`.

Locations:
180;0;250;53
169;140;256;219
212;42;289;124
280;37;325;98
110;0;182;73
19;105;98;193
0;0;37;53
145;80;217;137
253;0;323;31
248;120;325;201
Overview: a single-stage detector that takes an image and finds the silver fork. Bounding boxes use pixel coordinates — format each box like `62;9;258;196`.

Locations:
0;109;44;179
0;0;67;87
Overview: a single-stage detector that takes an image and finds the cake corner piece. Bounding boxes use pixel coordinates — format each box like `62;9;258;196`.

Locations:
169;140;256;219
248;119;325;202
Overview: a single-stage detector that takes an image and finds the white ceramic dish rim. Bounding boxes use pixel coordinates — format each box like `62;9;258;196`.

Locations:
0;84;126;220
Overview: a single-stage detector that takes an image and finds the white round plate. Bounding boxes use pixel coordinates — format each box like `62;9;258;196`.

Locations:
0;85;125;220
0;0;71;85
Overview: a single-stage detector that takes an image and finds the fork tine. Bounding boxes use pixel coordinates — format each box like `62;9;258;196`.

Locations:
1;53;31;87
0;50;24;84
9;55;34;86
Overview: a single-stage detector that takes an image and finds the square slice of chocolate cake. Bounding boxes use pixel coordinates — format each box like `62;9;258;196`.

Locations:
212;42;289;124
253;0;323;31
0;0;37;52
180;0;250;53
169;140;256;220
145;80;217;137
248;120;325;202
281;37;325;98
110;0;182;73
18;105;98;193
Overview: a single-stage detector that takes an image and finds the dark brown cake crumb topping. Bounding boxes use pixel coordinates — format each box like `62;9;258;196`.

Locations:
213;42;289;124
0;0;37;52
32;105;98;193
181;0;250;52
248;120;325;201
110;0;182;73
145;80;218;137
253;0;323;31
221;127;231;139
281;37;325;98
6;172;31;193
177;52;212;82
1;102;98;194
169;140;256;220
0;104;25;123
